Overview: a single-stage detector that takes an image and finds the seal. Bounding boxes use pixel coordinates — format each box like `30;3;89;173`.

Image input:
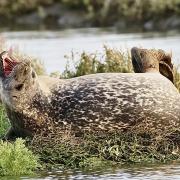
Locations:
0;48;179;139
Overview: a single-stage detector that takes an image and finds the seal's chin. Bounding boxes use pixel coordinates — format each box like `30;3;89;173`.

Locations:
0;51;19;77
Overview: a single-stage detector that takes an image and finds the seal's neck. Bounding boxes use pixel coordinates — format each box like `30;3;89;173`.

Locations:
7;90;53;137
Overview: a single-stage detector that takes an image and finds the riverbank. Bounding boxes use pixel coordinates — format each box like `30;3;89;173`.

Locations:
0;0;180;32
28;129;180;170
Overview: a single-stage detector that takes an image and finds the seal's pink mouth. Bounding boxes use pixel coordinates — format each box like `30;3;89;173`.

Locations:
1;52;19;76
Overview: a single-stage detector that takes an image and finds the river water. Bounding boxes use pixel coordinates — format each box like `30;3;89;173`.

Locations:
0;28;180;179
39;163;180;180
3;163;180;180
1;28;180;74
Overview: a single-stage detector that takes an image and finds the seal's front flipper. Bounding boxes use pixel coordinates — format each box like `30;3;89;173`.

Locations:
159;52;174;83
3;127;18;141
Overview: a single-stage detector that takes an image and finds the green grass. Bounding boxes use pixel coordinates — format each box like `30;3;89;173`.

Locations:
0;109;40;176
0;106;10;137
0;138;40;176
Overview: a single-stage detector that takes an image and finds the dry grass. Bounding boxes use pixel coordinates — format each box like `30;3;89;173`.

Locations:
27;128;180;169
174;65;180;92
61;46;133;78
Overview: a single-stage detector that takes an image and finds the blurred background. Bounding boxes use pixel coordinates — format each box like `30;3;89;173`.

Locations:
0;0;180;74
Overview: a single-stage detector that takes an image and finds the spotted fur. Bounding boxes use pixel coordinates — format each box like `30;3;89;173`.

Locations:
0;60;180;139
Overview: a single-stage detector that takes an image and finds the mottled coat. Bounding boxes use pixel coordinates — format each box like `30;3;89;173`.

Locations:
1;60;180;138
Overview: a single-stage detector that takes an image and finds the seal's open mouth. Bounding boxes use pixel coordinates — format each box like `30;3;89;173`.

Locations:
0;51;19;77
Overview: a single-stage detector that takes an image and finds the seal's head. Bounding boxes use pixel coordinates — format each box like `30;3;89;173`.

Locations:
0;51;38;110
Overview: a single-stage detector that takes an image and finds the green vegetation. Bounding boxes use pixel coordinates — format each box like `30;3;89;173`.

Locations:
0;0;179;31
0;105;9;136
61;0;180;24
0;138;40;176
1;0;180;21
62;46;133;78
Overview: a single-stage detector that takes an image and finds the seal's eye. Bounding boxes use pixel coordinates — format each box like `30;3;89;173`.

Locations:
15;84;24;91
140;52;144;58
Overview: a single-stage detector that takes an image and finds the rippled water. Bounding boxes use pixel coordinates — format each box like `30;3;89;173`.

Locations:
0;29;180;179
39;164;180;180
3;163;180;180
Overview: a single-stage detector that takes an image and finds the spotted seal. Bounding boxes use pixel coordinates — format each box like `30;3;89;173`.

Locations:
0;48;179;139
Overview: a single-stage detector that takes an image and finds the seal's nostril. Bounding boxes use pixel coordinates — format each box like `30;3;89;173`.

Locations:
23;69;27;75
15;84;24;91
140;52;144;58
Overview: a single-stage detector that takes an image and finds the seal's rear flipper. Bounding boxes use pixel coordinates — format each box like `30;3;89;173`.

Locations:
131;47;174;83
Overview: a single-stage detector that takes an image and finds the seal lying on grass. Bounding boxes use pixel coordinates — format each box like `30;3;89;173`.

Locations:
0;49;179;139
